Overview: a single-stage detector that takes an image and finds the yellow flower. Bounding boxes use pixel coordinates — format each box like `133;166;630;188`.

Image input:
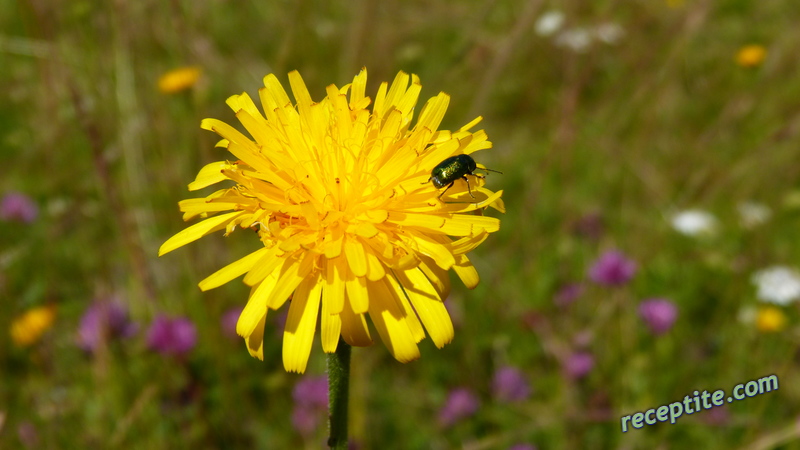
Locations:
10;306;56;347
158;66;202;94
160;69;504;373
756;306;786;333
736;45;767;68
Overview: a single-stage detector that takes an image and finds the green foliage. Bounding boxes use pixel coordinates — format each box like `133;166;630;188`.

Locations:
2;0;799;448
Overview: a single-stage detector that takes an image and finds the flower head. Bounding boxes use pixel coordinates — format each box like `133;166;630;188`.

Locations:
588;250;636;286
10;306;56;347
439;388;480;427
158;66;202;94
159;69;504;373
736;45;767;68
0;192;38;223
77;299;137;352
492;366;531;402
752;266;800;305
638;298;678;335
146;316;197;356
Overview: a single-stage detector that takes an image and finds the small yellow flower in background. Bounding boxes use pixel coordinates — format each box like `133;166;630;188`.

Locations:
666;0;685;8
158;66;202;94
756;306;786;333
10;306;56;347
736;45;767;68
160;68;504;373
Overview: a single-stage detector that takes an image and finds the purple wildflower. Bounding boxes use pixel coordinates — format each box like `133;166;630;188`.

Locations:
77;300;137;352
439;388;480;427
554;283;584;307
146;315;197;356
0;192;38;223
492;366;531;403
509;445;537;450
291;375;328;436
563;352;594;379
220;307;243;340
588;250;637;286
638;298;678;335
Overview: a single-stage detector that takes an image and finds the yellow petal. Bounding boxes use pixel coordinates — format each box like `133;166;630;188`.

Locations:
324;257;346;315
321;284;342;353
344;238;368;277
367;280;420;363
283;273;322;373
453;254;480;289
242;245;282;286
199;247;270;291
395;269;453;348
382;276;425;343
345;273;369;315
237;272;278;337
188;161;230;191
244;312;267;360
340;304;372;347
159;211;246;256
364;247;386;282
407;231;455;270
267;253;315;310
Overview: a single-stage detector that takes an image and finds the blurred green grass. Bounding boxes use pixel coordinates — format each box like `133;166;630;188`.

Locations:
2;0;800;448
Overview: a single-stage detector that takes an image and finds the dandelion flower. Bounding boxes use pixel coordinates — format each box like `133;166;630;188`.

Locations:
159;69;504;373
10;306;56;347
736;45;767;68
158;66;202;94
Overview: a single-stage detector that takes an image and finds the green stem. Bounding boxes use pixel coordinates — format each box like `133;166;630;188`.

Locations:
327;340;351;449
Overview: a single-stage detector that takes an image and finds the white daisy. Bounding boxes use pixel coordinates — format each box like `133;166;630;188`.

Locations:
535;11;565;37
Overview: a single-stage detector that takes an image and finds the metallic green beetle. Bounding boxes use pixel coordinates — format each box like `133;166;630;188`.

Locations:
426;154;502;199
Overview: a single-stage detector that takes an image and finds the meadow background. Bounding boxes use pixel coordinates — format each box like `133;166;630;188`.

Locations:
2;0;800;448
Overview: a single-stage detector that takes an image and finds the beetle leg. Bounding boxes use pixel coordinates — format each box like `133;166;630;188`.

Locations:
422;176;431;185
463;176;476;198
438;181;455;199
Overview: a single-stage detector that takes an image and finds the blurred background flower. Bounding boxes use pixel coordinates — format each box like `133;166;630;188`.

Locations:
737;202;771;228
157;66;202;94
492;366;531;403
0;192;38;223
752;266;800;305
146;316;197;356
220;306;243;340
439;388;480;427
553;283;584;308
756;306;787;333
535;10;565;37
77;299;137;353
563;352;594;380
588;251;637;286
638;298;678;335
291;375;328;436
10;306;56;347
671;209;718;236
736;44;767;67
